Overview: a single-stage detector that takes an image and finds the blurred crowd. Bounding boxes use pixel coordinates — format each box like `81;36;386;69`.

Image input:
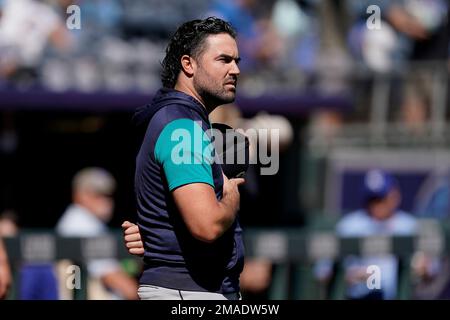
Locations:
0;0;448;93
1;0;450;300
1;0;448;147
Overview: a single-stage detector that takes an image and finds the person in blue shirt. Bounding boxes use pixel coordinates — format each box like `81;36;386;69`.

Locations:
336;169;417;299
0;239;11;299
316;169;417;299
0;210;58;300
124;17;245;300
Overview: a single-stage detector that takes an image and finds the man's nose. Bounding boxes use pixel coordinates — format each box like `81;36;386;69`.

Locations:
230;61;240;76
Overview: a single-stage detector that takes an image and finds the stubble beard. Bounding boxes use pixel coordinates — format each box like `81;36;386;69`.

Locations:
194;72;236;111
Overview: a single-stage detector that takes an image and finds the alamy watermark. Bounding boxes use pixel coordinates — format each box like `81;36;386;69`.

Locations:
366;265;381;290
66;5;81;30
63;263;380;291
66;264;81;290
169;124;280;176
366;5;382;30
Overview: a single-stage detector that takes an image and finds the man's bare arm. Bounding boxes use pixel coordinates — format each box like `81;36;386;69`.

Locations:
172;175;244;243
121;175;244;251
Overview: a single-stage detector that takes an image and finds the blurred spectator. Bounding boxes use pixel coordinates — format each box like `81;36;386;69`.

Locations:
308;109;344;147
0;0;73;84
315;0;352;94
210;105;294;164
411;171;450;299
398;89;429;136
0;237;11;299
20;265;59;300
239;258;273;300
0;210;18;237
56;167;138;300
403;0;449;61
210;105;293;300
74;0;122;39
0;210;59;300
410;250;450;299
208;0;284;71
346;0;448;72
414;171;450;219
316;169;417;299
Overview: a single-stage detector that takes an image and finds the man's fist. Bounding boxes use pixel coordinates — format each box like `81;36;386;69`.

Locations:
121;221;144;256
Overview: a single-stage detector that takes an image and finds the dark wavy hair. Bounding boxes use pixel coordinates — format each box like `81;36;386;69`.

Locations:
161;17;237;88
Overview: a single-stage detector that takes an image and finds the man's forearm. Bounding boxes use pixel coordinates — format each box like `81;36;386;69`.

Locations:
215;191;240;236
172;181;243;243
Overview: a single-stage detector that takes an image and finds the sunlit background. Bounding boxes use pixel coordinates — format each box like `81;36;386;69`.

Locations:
0;0;449;300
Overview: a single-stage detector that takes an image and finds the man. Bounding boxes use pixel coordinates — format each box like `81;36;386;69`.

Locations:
317;169;417;299
56;167;138;300
125;17;245;300
0;239;11;299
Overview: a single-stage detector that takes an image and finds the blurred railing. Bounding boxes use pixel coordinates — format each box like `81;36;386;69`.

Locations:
3;219;450;300
308;61;449;150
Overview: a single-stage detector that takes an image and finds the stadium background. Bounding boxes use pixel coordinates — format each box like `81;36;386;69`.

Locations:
0;0;449;299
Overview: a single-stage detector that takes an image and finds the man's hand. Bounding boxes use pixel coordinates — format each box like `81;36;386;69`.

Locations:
222;173;245;213
121;221;144;256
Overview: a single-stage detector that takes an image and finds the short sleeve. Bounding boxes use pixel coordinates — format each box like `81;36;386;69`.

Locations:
154;118;215;191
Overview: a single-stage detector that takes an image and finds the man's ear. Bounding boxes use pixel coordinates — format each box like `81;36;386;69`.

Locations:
180;55;195;77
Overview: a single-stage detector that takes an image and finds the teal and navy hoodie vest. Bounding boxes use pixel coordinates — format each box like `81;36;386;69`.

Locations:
134;88;244;293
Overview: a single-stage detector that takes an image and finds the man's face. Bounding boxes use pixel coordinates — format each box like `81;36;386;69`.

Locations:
75;190;114;223
368;189;401;221
192;33;240;107
89;192;114;222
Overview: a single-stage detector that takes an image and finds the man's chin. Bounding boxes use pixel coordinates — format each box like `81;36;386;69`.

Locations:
203;91;236;108
220;92;236;104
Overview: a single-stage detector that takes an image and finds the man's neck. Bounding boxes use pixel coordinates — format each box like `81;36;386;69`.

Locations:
174;83;214;114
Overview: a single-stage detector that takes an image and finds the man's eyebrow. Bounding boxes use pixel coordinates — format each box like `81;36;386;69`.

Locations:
217;54;241;63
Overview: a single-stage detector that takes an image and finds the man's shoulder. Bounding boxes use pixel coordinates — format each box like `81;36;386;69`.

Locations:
340;210;369;223
336;210;371;236
149;104;205;137
391;210;417;225
153;108;209;147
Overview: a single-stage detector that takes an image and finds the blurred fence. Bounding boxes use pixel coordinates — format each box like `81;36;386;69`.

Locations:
3;219;450;300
